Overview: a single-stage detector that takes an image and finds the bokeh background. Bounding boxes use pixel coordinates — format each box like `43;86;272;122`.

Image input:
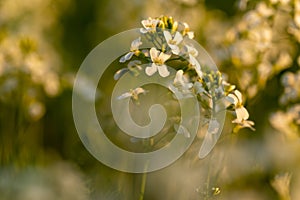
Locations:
0;0;299;199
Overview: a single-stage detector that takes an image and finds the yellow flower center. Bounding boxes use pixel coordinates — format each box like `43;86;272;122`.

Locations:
153;57;164;65
169;39;177;45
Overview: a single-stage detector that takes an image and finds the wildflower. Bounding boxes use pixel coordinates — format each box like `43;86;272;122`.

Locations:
227;90;249;120
114;60;142;80
256;2;274;17
173;70;193;92
185;45;202;77
189;55;203;78
182;22;194;39
117;87;147;101
271;173;292;200
227;90;255;130
163;31;183;55
140;17;160;33
145;47;171;77
232;118;255;131
185;44;198;57
119;37;142;63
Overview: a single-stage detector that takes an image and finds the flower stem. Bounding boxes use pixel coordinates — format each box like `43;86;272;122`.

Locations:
138;171;147;200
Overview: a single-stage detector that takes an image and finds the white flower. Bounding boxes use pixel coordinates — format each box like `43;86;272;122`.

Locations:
169;70;193;99
145;47;171;77
173;70;193;91
189;55;203;78
271;173;292;200
184;45;202;77
117;87;147;101
114;60;142;80
183;22;194;39
163;31;183;55
140;18;160;33
185;44;198;57
227;90;255;130
232;118;255;131
227;90;249;121
256;2;274;17
120;37;142;63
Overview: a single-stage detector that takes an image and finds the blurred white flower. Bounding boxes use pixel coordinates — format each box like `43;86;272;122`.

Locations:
227;90;248;120
185;44;198;57
182;22;194;39
43;73;60;97
249;26;272;51
279;70;300;105
120;37;142;63
117;87;147;101
114;60;142;80
173;70;193;92
0;162;89;200
270;104;300;138
256;2;274;17
275;52;292;72
145;47;171;77
28;101;45;121
271;173;292;200
185;45;202;77
140;17;160;33
163;31;183;55
189;56;203;78
228;90;255;130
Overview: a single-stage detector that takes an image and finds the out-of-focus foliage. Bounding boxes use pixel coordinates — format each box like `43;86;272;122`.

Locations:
0;0;300;199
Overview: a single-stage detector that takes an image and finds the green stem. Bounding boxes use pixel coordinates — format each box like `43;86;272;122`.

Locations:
138;171;147;200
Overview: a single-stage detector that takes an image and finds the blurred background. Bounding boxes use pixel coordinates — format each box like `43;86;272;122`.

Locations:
0;0;299;199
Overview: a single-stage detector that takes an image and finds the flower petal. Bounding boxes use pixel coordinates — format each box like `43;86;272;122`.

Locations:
174;70;184;86
190;56;202;77
158;52;171;63
140;28;148;34
236;106;249;120
234;90;243;103
163;31;172;43
117;92;132;100
173;32;183;44
145;63;157;76
150;47;159;62
124;52;134;61
141;19;149;28
133;87;146;95
119;55;127;63
157;64;170;77
185;45;198;57
228;93;239;105
187;31;194;39
225;96;236;104
170;45;180;55
114;68;129;80
130;37;142;51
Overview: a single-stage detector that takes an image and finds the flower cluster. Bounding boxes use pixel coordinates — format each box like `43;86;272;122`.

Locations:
0;0;69;121
215;1;300;99
115;16;255;132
